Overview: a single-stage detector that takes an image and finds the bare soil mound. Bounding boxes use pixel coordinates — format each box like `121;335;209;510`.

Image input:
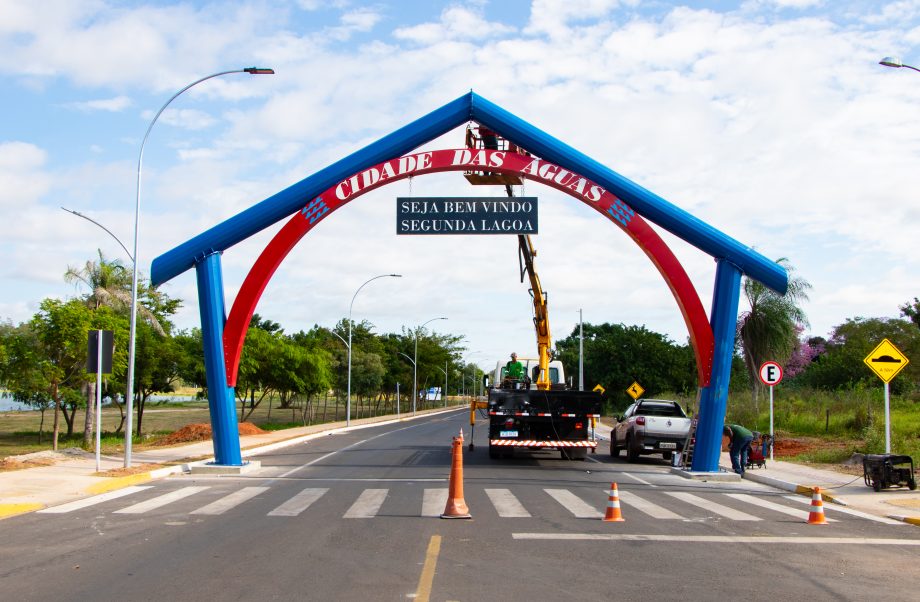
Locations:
157;422;267;445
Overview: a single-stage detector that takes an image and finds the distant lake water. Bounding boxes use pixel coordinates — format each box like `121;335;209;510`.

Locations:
0;392;196;412
0;393;33;412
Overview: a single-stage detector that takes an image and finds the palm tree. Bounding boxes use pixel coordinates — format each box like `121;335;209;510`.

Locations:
737;258;811;407
65;250;165;335
65;250;169;446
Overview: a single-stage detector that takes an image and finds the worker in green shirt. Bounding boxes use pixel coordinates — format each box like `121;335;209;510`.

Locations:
505;352;525;381
724;423;754;475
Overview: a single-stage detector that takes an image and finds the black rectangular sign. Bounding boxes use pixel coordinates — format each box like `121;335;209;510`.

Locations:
396;197;538;235
87;330;114;374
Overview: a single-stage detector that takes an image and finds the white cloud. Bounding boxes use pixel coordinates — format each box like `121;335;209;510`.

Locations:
66;95;132;112
394;6;515;43
0;142;49;208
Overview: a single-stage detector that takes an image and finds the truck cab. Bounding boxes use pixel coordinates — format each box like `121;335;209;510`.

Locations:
488;357;566;390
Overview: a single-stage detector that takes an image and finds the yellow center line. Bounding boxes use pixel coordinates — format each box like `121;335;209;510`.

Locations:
414;534;442;602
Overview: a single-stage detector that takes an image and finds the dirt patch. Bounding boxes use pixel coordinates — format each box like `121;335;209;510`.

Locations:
0;456;56;472
155;422;267;446
96;463;168;477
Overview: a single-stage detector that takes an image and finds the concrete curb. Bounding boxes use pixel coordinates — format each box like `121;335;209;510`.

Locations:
739;468;848;506
0;503;44;519
888;515;920;526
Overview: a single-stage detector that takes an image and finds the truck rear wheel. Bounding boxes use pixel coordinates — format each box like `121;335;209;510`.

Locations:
626;435;640;463
489;444;500;459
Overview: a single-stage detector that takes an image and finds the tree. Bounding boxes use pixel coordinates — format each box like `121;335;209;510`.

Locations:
555;322;697;413
65;250;167;334
797;317;920;393
1;322;55;442
25;299;101;449
901;298;920;331
737;258;811;406
65;251;179;443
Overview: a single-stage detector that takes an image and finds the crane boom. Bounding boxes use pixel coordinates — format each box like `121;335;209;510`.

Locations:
517;233;552;390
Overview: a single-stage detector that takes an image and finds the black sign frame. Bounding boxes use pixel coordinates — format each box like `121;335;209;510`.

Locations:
396;197;538;235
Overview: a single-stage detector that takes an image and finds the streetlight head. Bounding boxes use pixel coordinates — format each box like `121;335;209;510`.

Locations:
880;57;903;68
244;67;275;74
390;274;403;277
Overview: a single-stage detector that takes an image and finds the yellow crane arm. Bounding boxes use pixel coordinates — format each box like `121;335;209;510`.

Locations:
518;234;552;390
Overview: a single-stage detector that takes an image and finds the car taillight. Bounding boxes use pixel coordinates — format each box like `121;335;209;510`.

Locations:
635;416;646;425
575;422;584;430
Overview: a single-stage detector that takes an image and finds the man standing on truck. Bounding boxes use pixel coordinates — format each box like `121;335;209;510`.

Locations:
505;353;525;381
724;424;754;475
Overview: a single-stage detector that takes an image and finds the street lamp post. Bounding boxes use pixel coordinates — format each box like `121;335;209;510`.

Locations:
61;208;133;261
578;308;584;391
879;57;920;73
348;274;401;427
124;67;273;467
413;317;447;415
436;362;448;407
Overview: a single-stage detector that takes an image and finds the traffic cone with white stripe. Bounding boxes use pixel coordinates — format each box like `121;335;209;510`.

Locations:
441;434;471;519
807;486;827;525
602;482;625;522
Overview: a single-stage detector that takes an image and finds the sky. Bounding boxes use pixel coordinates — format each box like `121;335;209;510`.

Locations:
2;0;920;378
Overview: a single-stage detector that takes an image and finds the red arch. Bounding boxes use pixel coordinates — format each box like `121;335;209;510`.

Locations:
223;149;714;387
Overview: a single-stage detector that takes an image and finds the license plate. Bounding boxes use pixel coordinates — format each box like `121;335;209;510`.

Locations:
659;442;677;449
499;430;518;438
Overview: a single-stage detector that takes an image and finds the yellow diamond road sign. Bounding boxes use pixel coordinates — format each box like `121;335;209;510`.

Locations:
863;338;909;383
626;381;645;400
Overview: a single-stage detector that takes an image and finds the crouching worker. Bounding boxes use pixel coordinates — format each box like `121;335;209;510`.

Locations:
724;423;754;475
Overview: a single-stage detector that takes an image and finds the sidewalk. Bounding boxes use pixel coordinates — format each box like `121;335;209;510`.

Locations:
0;408;454;519
593;423;920;526
3;413;919;526
726;454;920;526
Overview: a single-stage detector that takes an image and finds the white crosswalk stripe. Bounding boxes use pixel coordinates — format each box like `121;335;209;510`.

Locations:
343;488;388;518
268;488;329;517
783;495;904;525
422;489;448;517
665;492;761;521
725;493;837;522
190;487;269;515
617;490;683;519
38;482;901;526
114;486;210;514
38;486;153;514
485;488;531;517
544;489;603;518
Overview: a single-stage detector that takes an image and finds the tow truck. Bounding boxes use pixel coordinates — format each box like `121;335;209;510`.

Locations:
464;126;602;460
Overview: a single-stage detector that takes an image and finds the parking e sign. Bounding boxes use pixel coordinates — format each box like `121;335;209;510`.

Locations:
758;361;783;386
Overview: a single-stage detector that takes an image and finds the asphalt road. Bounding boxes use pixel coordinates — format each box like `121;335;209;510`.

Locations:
2;409;919;601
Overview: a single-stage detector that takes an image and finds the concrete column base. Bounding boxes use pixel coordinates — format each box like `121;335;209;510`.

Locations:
190;460;261;475
670;467;741;482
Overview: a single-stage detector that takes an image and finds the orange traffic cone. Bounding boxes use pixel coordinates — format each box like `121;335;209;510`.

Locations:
602;482;625;522
807;486;827;525
441;435;472;519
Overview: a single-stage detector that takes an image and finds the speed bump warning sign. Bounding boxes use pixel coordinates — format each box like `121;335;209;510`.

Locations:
863;338;909;383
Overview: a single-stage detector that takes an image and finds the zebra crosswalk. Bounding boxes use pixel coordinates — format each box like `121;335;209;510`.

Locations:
36;483;904;526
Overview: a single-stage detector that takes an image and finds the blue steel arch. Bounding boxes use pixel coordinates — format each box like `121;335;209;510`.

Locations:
152;92;787;470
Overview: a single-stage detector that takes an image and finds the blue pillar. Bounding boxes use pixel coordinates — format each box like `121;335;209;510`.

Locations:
691;259;742;472
196;252;242;466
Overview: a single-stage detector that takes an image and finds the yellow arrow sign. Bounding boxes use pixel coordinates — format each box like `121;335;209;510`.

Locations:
593;384;605;394
626;381;645;400
863;338;909;383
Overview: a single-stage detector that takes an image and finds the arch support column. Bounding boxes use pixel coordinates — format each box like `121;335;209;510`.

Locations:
196;251;242;466
691;259;742;473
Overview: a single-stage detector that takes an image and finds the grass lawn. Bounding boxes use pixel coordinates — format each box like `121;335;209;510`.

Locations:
0;395;467;460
